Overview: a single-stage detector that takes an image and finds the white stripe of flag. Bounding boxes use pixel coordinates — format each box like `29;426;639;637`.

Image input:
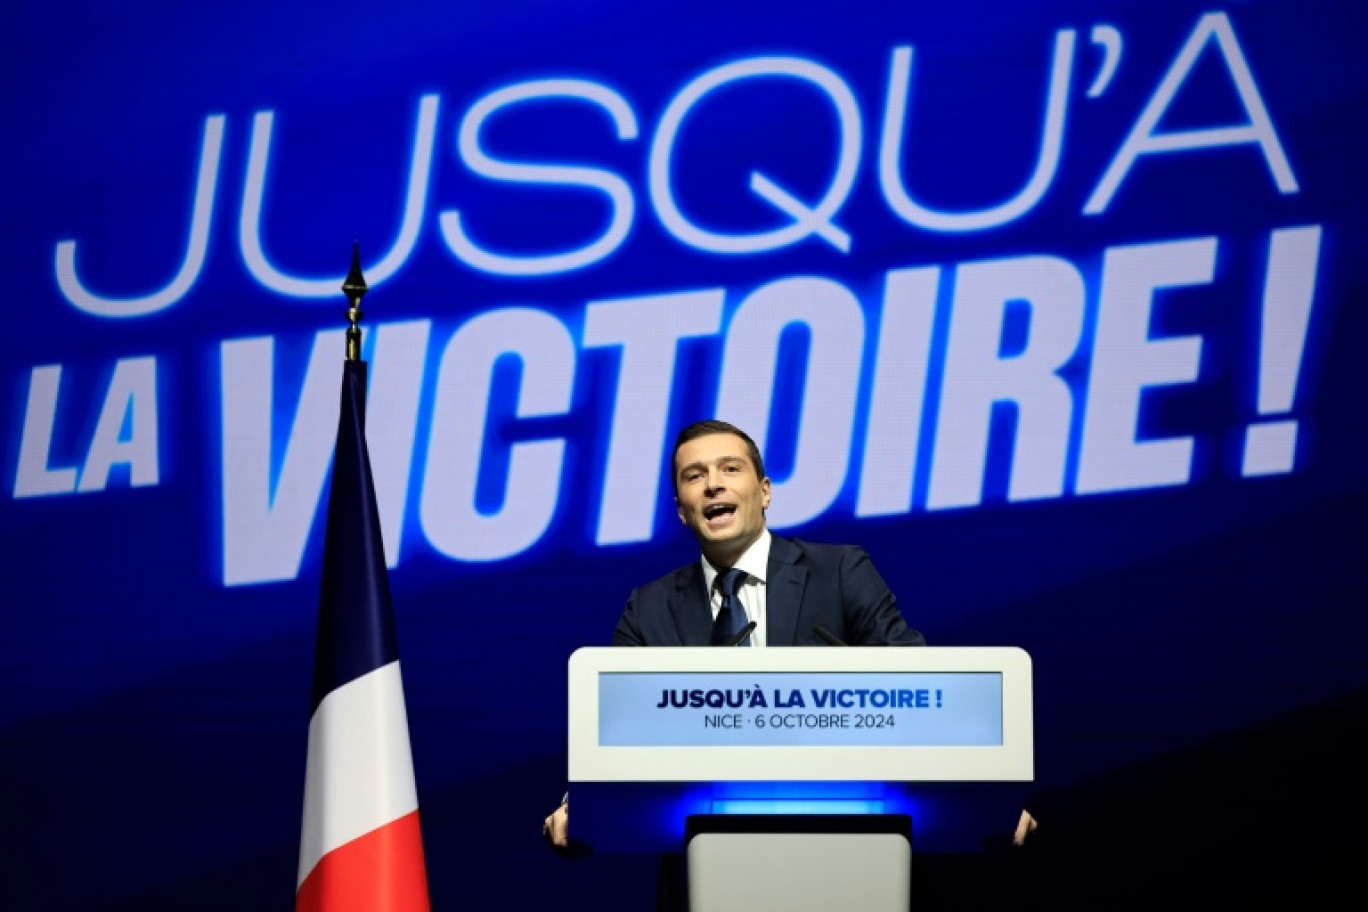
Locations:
297;661;419;888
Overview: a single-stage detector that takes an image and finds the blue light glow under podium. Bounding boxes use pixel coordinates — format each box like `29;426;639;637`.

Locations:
572;780;1019;854
710;779;891;817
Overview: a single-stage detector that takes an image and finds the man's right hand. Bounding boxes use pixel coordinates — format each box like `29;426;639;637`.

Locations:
543;802;569;847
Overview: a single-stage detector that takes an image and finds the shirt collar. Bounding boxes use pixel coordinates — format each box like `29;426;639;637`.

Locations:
701;528;771;592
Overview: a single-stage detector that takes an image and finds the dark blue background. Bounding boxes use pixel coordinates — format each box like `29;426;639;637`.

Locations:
3;1;1366;908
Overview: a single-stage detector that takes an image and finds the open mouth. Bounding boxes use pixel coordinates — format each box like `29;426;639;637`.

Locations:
702;503;736;524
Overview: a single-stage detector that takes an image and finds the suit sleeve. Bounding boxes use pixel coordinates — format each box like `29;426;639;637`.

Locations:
611;588;647;646
841;546;926;646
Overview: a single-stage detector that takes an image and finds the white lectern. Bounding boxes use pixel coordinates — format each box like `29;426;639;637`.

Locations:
567;647;1032;911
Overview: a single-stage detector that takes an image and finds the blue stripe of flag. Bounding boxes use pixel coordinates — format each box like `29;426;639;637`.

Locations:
310;359;399;714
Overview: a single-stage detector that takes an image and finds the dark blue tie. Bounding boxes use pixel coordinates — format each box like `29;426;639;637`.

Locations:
710;568;751;646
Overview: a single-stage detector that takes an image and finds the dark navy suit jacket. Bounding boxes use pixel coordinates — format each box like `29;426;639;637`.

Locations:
612;535;925;647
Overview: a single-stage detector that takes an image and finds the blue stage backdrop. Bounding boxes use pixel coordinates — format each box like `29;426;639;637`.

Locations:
3;1;1366;908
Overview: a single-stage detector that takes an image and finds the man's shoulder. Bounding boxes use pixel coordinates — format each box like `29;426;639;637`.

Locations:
633;559;701;594
772;536;866;564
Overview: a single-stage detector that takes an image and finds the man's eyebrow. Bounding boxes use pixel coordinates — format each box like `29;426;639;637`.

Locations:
677;456;748;476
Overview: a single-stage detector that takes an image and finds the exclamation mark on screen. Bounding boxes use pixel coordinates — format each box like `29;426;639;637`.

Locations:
935;689;942;708
1242;225;1321;477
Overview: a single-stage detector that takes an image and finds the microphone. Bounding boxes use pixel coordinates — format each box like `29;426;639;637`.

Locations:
812;625;847;646
725;621;757;647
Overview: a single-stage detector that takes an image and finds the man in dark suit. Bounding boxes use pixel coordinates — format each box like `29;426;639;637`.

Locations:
612;419;923;648
545;419;924;848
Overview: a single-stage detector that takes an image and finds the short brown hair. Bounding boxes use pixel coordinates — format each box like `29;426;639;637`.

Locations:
671;420;767;493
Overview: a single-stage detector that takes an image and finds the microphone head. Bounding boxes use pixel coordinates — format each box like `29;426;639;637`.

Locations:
812;625;847;646
727;620;757;647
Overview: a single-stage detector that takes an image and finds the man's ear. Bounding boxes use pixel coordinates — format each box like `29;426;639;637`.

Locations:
760;478;771;510
676;497;686;524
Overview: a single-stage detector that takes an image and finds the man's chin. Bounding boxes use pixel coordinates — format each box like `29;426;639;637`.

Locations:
701;524;739;540
699;530;753;563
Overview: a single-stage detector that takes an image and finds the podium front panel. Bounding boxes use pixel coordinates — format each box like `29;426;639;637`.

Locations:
568;646;1033;783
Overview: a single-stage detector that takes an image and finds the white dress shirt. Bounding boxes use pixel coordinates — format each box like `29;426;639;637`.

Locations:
699;528;771;647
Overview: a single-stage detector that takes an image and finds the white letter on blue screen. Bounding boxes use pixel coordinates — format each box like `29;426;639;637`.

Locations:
879;31;1075;232
857;267;940;517
78;356;160;492
717;277;864;527
240;96;440;296
420;308;573;560
1075;237;1215;495
1085;12;1297;214
221;332;343;586
584;289;725;545
365;321;431;567
927;256;1084;510
440;81;637;276
56;116;224;317
14;365;79;497
649;58;861;254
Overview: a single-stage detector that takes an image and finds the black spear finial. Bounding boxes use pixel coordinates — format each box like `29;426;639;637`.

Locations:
342;242;369;361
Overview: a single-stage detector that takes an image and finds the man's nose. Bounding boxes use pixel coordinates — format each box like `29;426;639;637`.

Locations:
704;469;725;492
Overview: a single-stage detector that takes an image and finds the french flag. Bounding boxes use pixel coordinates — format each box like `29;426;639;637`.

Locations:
296;351;430;911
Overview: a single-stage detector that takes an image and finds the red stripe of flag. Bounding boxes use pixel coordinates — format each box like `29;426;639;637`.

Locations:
296;811;430;912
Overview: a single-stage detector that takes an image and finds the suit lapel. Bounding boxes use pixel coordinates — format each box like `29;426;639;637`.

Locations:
671;563;715;646
765;536;808;646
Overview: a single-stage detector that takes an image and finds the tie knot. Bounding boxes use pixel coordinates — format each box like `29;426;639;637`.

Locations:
717;568;745;597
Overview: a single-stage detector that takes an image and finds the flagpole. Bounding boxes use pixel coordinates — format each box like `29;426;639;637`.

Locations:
343;240;368;362
296;244;431;912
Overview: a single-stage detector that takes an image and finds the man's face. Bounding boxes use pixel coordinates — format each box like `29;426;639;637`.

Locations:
673;432;771;565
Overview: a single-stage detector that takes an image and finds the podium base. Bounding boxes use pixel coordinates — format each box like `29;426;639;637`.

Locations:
684;814;912;912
